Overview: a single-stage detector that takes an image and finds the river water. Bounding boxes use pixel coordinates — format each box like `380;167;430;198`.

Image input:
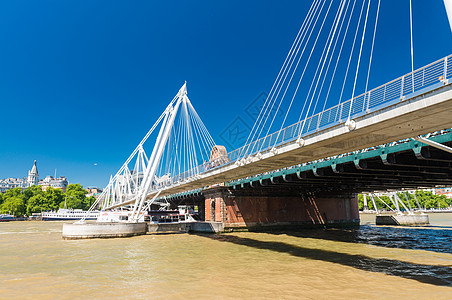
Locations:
1;214;452;299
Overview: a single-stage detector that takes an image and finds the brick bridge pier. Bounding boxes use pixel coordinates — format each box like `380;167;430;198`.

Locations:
202;186;359;231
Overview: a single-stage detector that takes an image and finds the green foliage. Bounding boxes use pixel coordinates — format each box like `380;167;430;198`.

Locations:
66;183;86;193
26;194;49;215
358;194;364;210
64;184;89;210
85;196;96;210
23;185;44;204
358;190;452;211
0;196;25;216
4;187;24;201
45;188;65;210
1;184;97;216
359;194;394;211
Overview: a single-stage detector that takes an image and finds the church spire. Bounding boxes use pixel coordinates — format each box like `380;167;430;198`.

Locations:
30;160;38;175
28;160;39;186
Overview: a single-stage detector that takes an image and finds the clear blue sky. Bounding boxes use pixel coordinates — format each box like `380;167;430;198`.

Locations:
0;0;451;188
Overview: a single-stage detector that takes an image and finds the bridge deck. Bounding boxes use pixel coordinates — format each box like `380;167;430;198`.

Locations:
157;130;452;202
229;130;452;190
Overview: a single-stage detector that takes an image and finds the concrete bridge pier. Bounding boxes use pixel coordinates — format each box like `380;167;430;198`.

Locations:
203;186;360;231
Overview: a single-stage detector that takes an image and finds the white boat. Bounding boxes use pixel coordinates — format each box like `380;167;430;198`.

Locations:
148;206;198;224
96;206;197;223
41;209;99;221
96;210;136;222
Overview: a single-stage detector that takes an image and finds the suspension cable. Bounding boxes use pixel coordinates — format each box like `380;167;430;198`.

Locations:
347;0;371;121
364;0;381;93
409;0;415;92
241;0;321;157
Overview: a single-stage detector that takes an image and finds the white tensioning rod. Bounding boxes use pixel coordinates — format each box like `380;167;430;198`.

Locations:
444;0;452;33
409;0;415;92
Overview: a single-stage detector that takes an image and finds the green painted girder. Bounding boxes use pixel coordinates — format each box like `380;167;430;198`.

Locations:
227;130;452;188
159;188;204;200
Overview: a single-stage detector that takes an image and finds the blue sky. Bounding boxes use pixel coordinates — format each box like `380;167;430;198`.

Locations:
0;0;451;188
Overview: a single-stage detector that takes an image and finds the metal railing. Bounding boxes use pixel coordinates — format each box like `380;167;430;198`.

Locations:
159;54;452;191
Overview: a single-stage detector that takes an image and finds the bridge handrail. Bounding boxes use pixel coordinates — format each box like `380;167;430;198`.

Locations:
226;54;451;163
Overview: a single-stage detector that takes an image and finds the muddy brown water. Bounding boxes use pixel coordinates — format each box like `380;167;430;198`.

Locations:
1;213;451;299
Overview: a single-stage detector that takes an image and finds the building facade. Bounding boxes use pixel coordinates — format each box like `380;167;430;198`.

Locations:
39;176;69;192
435;187;452;198
0;177;29;193
0;161;69;193
0;161;39;192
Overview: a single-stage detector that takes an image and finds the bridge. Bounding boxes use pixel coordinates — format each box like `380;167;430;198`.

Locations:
84;0;452;230
157;71;452;197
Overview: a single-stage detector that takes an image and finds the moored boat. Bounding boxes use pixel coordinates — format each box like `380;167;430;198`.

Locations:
0;214;15;222
96;210;135;222
41;209;99;221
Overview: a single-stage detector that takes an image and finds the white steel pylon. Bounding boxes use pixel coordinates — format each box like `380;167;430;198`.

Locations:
129;83;187;221
83;82;217;223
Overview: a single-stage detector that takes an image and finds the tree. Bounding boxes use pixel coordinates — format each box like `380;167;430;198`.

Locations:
26;194;49;215
358;194;394;211
415;190;431;209
414;190;450;209
437;195;450;209
4;187;24;201
45;187;64;210
358;194;364;210
358;190;452;211
1;196;25;216
84;196;96;210
64;184;88;210
1;183;99;214
23;185;44;205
